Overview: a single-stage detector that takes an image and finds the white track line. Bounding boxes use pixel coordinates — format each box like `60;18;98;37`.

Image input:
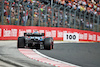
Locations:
19;49;80;67
18;41;82;67
54;41;94;43
33;49;80;67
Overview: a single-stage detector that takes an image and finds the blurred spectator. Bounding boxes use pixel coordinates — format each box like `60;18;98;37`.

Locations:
2;0;100;28
54;0;100;15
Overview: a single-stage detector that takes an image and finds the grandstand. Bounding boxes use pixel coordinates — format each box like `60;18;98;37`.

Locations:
0;0;100;32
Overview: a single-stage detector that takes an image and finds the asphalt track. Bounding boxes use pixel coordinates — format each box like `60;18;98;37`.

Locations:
38;42;100;67
0;41;100;67
0;41;54;67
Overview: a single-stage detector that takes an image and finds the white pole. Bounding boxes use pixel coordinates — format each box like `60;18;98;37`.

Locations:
51;0;53;8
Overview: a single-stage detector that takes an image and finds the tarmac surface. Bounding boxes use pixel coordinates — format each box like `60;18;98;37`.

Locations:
0;41;54;67
38;42;100;67
0;41;100;67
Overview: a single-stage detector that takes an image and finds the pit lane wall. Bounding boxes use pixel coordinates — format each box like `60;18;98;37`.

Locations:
0;25;100;42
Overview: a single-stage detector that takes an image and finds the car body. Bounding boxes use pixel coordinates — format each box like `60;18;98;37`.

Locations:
17;33;53;50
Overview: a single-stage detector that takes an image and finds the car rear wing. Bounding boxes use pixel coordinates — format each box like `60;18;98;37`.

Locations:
24;33;45;36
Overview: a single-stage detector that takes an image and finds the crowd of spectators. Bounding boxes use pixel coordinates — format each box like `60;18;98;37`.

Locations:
3;0;34;25
54;0;100;15
2;0;100;30
3;0;53;26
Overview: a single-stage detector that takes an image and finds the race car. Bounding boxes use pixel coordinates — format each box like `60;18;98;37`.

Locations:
17;33;53;50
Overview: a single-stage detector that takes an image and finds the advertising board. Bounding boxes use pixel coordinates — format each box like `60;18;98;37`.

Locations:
0;25;100;42
63;33;79;42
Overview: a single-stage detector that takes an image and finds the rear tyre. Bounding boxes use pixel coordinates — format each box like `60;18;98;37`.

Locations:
44;37;53;50
17;37;25;48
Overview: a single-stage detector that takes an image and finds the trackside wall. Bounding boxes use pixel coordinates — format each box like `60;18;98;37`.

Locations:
0;25;100;42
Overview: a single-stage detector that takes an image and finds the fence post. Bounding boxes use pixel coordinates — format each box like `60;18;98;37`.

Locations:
74;9;78;29
57;5;63;27
63;6;65;28
74;10;76;29
88;13;91;30
2;0;4;25
45;6;47;27
38;3;44;26
17;1;20;25
17;0;22;25
45;3;50;27
38;5;41;26
69;8;73;28
63;6;68;28
57;7;60;27
9;1;12;25
51;4;57;27
97;15;100;32
25;3;27;26
93;14;95;31
84;11;87;30
79;11;82;29
31;3;34;26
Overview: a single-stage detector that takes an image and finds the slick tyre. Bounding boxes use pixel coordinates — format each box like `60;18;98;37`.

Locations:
44;38;53;50
17;37;25;48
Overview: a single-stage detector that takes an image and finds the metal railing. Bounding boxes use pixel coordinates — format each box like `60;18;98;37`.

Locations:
0;0;100;32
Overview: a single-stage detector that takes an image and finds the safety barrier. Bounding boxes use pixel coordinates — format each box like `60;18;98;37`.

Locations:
0;25;100;42
1;0;100;32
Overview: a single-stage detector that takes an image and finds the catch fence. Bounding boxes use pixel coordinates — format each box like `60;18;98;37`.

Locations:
0;0;100;32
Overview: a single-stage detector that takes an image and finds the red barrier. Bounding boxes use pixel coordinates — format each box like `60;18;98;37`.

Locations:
0;25;100;42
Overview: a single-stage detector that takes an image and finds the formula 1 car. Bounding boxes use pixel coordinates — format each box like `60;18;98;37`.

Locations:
17;33;53;50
